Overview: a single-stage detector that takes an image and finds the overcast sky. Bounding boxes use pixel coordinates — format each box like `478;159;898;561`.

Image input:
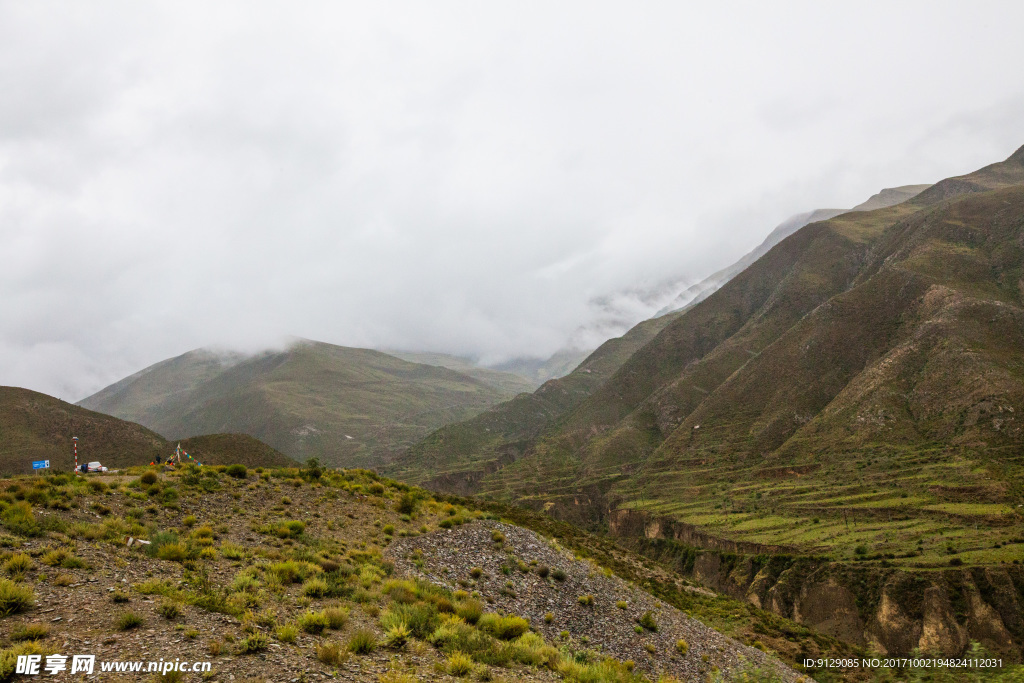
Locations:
2;1;1024;401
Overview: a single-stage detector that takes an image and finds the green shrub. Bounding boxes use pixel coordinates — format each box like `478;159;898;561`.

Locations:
116;611;145;631
536;565;550;578
380;602;439;639
158;600;181;619
220;542;245;560
268;560;318;583
552;568;567;581
2;502;41;537
156;543;188;562
0;578;34;616
316;640;345;665
638;611;658;632
302;577;329;598
40;549;86;569
140;471;158;486
0;642;47;681
477;613;529;640
3;553;32;575
347;629;377;654
324;606;348;629
384;622;411;647
491;530;505;543
225;464;248;479
160;488;179;505
395;492;418;515
455;598;484;625
237;631;268;654
298;610;330;634
275;623;298;643
577;594;595;607
676;638;689;655
446;650;474;676
10;623;49;642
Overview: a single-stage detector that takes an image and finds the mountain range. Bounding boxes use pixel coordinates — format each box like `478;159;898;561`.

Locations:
78;340;534;467
386;145;1024;570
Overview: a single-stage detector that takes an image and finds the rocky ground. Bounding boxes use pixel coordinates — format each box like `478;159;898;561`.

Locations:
387;521;806;683
0;467;807;682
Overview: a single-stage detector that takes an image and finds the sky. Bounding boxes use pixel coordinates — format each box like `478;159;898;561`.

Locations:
2;1;1024;402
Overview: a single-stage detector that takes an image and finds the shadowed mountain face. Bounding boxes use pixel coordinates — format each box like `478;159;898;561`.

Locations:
0;386;294;472
393;146;1024;568
80;340;523;468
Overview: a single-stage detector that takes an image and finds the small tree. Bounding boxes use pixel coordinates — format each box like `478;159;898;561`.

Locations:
303;458;324;481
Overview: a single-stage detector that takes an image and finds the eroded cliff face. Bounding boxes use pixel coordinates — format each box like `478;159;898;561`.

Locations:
608;509;1024;661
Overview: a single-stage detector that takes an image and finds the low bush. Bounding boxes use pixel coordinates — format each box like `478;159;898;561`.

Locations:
455;598;484;625
3;553;32;575
158;600;181;619
316;640;345;665
0;578;34;616
298;610;330;634
477;613;529;640
384;622;411;647
380;602;439;639
237;631;268;654
302;577;329;598
638;611;658;632
347;629;377;654
10;623;49;642
116;611;144;631
2;502;41;537
225;465;247;479
275;624;298;643
324;606;348;629
446;650;474;676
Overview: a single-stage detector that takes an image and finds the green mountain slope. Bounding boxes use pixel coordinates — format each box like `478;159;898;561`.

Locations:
80;340;517;468
383;312;683;489
176;433;296;468
464;145;1024;567
0;386;294;472
381;350;539;395
0;386;165;472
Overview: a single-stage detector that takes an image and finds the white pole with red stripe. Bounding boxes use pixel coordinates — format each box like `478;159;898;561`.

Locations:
73;436;78;472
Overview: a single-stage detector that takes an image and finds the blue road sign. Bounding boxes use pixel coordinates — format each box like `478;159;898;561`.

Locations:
32;460;49;470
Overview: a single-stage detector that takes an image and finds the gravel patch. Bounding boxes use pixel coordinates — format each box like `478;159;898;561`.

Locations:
387;521;810;682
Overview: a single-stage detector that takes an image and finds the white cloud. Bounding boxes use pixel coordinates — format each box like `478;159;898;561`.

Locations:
1;1;1023;400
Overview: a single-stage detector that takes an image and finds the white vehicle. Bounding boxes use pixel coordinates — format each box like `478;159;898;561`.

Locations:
84;461;108;473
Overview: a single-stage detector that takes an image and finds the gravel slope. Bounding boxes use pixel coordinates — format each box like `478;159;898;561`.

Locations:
388;521;810;682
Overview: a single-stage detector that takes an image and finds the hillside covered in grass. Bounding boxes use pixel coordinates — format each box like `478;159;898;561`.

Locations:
80;340;526;469
0;386;166;473
0;386;295;473
474;145;1024;561
0;466;826;682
